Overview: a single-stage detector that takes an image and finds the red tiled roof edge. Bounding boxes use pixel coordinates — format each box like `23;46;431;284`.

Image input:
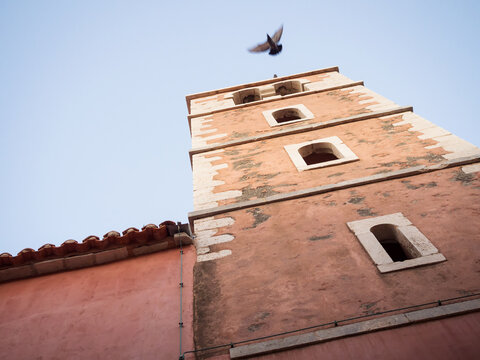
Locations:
0;221;193;283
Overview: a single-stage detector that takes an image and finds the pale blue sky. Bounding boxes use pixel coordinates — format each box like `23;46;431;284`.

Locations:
1;1;479;255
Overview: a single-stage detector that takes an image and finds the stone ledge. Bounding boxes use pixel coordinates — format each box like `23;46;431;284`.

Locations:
378;253;446;273
0;265;34;283
230;298;480;358
34;258;65;275
189;155;480;231
64;253;95;270
132;242;169;256
95;247;129;265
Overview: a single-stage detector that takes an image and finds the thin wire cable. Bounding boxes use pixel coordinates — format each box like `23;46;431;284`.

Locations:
178;224;184;359
181;292;480;358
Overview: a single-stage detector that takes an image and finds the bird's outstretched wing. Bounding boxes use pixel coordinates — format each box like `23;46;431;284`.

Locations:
271;25;283;43
248;41;270;53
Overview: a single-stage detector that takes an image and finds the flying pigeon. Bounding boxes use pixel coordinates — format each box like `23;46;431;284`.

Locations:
249;25;283;55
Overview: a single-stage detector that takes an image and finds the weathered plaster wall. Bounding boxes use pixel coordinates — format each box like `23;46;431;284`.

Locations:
194;216;235;262
192;149;242;211
192;166;480;350
192;112;480;210
190;84;390;148
0;247;196;360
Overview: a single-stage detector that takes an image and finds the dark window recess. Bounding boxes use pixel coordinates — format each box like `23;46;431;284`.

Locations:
303;152;338;165
242;94;258;103
299;143;339;165
274;81;303;96
272;108;303;123
276;85;290;96
371;224;411;262
233;89;261;105
379;240;409;262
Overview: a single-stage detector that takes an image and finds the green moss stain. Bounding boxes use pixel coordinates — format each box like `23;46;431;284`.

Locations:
239;183;296;201
381;122;394;131
231;131;250;138
240;185;280;201
247;311;271;332
244;208;271;229
328;172;345;178
239;172;280;182
379;154;444;170
224;149;240;156
357;208;377;217
452;169;475;185
401;180;423;190
361;300;381;315
401;180;437;190
358;139;377;144
309;234;333;241
348;196;365;204
233;159;262;170
247;323;265;332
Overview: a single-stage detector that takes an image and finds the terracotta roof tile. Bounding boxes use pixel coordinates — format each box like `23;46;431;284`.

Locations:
17;248;36;262
122;227;139;235
37;244;56;258
0;222;190;272
0;253;13;266
103;231;121;239
83;235;100;241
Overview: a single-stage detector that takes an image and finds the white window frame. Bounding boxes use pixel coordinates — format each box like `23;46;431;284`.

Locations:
284;136;358;172
347;213;446;273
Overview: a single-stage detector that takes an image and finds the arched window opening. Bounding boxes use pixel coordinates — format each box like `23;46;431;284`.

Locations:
274;81;303;96
272;108;303;123
370;224;412;262
298;143;340;165
347;213;445;273
232;89;261;105
285;136;358;171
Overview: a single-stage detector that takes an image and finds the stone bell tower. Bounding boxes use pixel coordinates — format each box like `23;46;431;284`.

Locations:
185;66;480;359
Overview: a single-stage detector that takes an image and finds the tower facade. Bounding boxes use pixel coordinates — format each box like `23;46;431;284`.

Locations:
186;67;480;358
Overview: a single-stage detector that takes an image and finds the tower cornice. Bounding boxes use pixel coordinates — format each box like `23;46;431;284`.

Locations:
185;66;340;113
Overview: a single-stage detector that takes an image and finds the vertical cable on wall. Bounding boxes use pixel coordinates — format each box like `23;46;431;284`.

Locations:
178;222;184;360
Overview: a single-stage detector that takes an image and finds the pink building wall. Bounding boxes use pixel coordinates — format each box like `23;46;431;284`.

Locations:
258;312;480;360
0;246;195;360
